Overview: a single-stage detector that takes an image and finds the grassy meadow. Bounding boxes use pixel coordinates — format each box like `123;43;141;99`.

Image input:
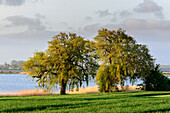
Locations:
0;91;170;112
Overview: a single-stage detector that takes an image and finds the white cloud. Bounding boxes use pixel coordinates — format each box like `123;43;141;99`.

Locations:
134;0;164;19
119;10;132;17
0;15;57;44
0;30;56;44
35;13;45;19
0;16;56;63
0;0;41;6
96;9;112;17
77;23;100;38
77;23;121;39
85;16;93;21
0;30;56;64
124;19;170;31
0;0;3;4
0;0;26;6
4;0;25;6
110;18;117;22
5;15;47;31
76;18;170;42
122;18;170;46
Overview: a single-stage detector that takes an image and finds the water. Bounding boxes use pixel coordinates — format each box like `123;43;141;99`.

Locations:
0;74;38;93
0;74;169;93
82;77;143;87
160;68;170;72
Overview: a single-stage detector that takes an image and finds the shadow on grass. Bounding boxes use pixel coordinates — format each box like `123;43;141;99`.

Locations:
0;97;114;101
2;102;91;112
143;108;170;113
132;93;170;97
0;96;121;102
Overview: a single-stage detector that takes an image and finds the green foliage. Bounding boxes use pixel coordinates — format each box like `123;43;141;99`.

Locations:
94;28;155;92
23;32;98;95
0;91;170;112
144;64;170;91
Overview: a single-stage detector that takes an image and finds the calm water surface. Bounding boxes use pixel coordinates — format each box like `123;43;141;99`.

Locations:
0;74;169;93
0;74;38;93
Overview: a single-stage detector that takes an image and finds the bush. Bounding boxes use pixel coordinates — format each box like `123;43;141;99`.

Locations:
144;65;170;91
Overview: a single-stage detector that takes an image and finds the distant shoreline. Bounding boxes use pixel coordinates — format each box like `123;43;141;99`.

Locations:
0;72;28;75
0;73;20;74
164;75;170;76
0;69;23;74
0;72;170;76
163;72;170;76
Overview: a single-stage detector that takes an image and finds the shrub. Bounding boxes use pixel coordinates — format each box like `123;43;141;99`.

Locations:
144;65;170;91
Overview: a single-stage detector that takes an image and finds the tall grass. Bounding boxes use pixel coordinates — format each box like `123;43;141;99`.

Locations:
0;91;169;112
0;90;53;96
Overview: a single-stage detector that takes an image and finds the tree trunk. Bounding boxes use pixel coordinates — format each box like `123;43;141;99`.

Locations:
109;57;112;65
60;79;67;95
109;86;112;93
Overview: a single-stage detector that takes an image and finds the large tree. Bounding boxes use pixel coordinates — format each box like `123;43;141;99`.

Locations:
94;28;154;92
23;32;98;95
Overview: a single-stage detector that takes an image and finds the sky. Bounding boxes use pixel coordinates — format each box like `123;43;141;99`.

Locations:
0;0;170;65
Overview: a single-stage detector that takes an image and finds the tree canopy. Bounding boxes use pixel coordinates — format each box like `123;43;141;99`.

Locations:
23;32;98;95
23;28;157;94
94;29;155;92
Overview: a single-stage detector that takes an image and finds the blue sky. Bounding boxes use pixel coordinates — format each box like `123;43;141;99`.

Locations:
0;0;170;65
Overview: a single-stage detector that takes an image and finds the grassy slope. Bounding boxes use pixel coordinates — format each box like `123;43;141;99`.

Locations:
0;91;170;113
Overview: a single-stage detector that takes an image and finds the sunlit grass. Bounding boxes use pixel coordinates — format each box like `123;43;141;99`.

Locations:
152;95;170;97
0;91;169;112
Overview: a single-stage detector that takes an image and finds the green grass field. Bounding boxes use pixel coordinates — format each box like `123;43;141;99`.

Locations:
0;91;170;113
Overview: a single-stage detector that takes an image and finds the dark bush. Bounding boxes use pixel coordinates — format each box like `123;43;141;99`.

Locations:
144;65;170;91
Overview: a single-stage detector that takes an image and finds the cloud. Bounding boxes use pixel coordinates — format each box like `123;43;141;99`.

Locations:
122;18;170;45
77;18;170;42
110;10;132;22
0;0;26;6
4;0;25;6
96;9;112;17
122;18;170;64
0;0;2;4
110;18;117;22
85;16;93;21
134;0;164;19
77;23;100;38
0;29;57;64
77;23;120;39
35;13;45;19
0;0;41;6
124;19;170;31
60;22;68;26
110;12;117;22
119;10;132;17
5;15;47;31
0;30;56;44
0;15;57;44
0;15;57;63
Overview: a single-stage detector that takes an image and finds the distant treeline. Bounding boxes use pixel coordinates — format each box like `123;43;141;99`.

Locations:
0;60;25;70
159;65;170;72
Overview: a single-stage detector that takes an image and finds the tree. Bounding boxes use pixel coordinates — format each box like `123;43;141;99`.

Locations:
11;60;19;69
22;32;98;95
3;62;10;70
18;60;25;69
144;64;170;91
94;28;154;92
